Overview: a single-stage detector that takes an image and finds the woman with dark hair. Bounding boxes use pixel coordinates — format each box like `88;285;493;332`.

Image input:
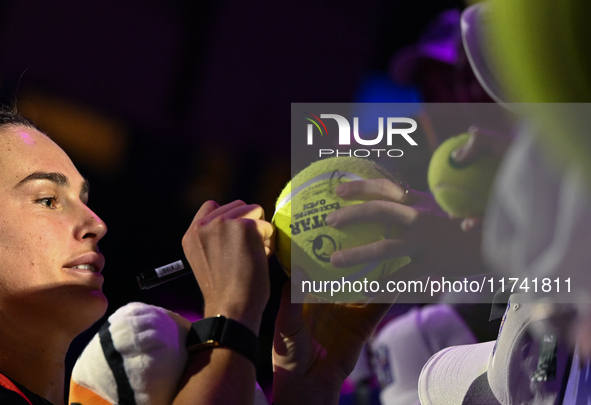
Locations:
0;109;390;405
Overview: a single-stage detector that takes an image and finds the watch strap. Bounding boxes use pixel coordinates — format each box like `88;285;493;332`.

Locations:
186;315;258;366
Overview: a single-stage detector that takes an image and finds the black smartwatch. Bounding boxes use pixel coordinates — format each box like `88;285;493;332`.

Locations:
185;315;259;366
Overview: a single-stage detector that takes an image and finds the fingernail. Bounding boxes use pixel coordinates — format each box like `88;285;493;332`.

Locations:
461;218;473;232
335;183;347;196
331;251;343;267
325;212;336;226
451;145;467;161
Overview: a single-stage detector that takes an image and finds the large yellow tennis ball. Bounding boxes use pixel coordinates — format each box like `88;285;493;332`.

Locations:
428;133;500;217
272;156;410;302
488;0;591;185
489;0;591;104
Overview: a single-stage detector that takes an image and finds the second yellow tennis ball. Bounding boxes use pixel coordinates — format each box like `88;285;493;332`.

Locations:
428;133;500;217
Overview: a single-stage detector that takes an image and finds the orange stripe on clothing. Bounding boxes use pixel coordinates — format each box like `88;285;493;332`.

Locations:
69;381;112;405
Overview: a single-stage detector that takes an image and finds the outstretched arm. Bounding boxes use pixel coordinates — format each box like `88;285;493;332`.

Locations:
272;282;392;405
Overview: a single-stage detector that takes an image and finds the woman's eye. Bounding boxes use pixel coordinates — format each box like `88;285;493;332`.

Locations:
37;197;57;208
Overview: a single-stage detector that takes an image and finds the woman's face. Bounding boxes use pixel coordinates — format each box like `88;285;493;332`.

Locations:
0;125;108;333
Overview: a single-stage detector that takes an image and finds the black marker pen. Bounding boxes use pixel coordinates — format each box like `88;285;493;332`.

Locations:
136;260;193;290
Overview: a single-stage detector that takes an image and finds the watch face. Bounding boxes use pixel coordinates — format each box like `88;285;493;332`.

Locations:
186;316;226;351
184;315;259;366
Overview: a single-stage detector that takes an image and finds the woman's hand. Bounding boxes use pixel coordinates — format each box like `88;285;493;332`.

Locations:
182;200;274;333
175;200;274;405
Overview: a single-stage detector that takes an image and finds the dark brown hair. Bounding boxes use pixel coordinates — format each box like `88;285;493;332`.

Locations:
0;107;37;130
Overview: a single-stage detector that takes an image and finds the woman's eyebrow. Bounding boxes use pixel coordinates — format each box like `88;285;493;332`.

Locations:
15;171;90;198
15;172;70;189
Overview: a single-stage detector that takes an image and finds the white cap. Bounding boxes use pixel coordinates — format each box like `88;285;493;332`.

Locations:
419;295;572;405
370;304;476;405
419;340;496;404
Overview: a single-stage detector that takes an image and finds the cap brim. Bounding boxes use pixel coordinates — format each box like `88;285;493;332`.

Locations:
418;341;498;405
461;3;507;105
